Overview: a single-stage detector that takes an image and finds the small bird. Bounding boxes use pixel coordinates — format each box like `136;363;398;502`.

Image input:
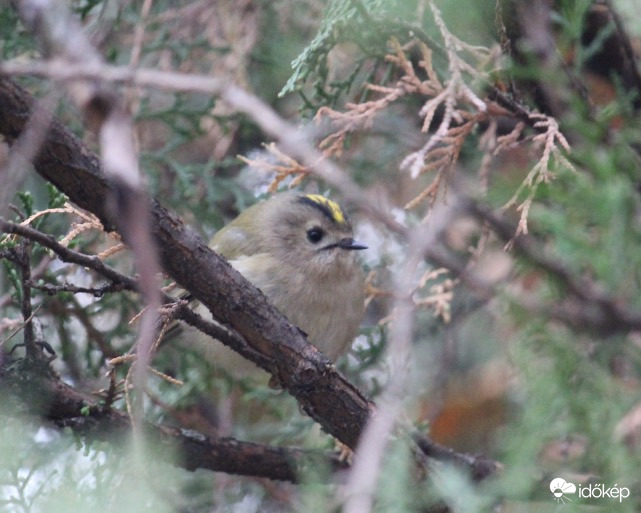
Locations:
181;192;367;379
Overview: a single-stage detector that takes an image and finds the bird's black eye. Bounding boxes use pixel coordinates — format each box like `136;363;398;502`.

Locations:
306;227;324;243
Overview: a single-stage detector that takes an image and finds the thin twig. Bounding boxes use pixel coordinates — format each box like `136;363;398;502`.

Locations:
29;280;128;297
1;219;138;291
15;242;35;356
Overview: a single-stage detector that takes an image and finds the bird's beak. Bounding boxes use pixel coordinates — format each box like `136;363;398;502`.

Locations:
338;237;368;251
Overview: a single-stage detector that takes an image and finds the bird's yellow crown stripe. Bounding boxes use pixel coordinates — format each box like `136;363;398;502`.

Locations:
302;194;347;225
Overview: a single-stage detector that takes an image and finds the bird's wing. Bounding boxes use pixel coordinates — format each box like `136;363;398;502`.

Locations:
211;225;255;260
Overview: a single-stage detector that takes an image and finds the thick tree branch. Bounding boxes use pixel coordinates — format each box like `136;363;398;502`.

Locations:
0;354;348;481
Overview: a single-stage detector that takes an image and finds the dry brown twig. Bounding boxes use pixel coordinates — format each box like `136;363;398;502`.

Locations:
375;267;454;326
314;1;497;217
402;3;490;162
238;143;310;192
399;1;495;212
502;114;574;245
1;202;125;260
315;37;439;157
109;351;184;420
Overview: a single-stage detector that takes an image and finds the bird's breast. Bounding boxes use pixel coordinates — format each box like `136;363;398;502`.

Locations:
230;253;364;361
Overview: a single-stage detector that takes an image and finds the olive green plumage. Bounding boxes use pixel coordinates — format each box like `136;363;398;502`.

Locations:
187;191;367;377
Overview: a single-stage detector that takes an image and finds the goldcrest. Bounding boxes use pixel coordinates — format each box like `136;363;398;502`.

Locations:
183;192;367;378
